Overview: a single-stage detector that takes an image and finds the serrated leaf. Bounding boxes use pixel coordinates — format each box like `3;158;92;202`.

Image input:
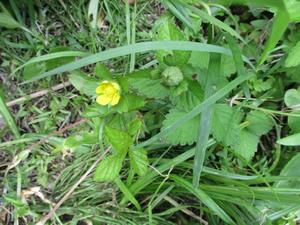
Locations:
246;111;273;136
129;148;149;176
234;130;259;161
162;109;200;145
69;70;98;96
211;104;243;147
153;15;190;65
171;80;204;111
285;41;300;67
105;127;133;153
128;70;169;99
94;154;125;182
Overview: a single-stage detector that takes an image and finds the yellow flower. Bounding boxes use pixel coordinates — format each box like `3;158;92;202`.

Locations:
96;80;121;106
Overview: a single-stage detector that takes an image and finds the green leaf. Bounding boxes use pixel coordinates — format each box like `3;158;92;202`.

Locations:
82;103;110;118
275;153;300;188
153;15;191;65
46;47;77;70
23;62;47;80
95;63;113;80
284;89;300;108
288;111;300;134
115;94;145;113
69;70;98;96
234;130;259;160
94;153;125;182
0;93;20;138
171;175;234;224
128;118;143;137
161;109;200;145
128;70;169;99
277;133;300;146
246;111;273;136
105;126;133;153
285;41;300;68
129;148;149;176
64;132;98;149
211;104;243;147
0;12;21;29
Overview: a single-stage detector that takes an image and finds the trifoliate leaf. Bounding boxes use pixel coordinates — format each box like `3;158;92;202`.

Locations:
129;148;149;176
285;41;300;67
128;70;169;99
94;153;125;182
161;109;200;145
211;104;243;147
246;111;273;136
105;127;132;154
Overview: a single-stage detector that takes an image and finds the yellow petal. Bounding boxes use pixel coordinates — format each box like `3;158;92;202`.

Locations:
111;82;120;91
96;95;111;105
110;93;120;106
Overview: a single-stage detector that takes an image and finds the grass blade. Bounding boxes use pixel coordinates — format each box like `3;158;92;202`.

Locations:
171;175;235;224
193;53;221;187
0;94;20;138
21;41;253;83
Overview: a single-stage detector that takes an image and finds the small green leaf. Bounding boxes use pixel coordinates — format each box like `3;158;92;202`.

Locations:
23;62;47;81
246;111;273;136
162;109;200;145
94;153;125;182
95;63;113;80
64;132;98;149
285;41;300;67
82;103;110;118
129;148;149;176
105;126;133;153
128;118;143;137
284;89;300;108
277;133;300;146
69;70;98;96
234;130;259;160
115;94;145;113
288;111;300;134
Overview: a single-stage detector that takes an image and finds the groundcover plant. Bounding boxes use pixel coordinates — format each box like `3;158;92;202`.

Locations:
1;0;300;224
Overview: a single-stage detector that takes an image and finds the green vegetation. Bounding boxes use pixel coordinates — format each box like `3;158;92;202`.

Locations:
1;0;300;224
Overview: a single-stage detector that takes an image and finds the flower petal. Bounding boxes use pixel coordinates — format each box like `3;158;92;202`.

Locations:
110;93;120;106
96;95;111;105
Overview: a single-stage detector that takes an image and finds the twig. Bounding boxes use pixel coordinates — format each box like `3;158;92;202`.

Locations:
6;81;71;107
36;146;111;225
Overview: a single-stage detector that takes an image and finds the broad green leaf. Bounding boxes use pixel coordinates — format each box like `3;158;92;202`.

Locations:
104;126;133;153
246;111;273;136
171;175;235;224
277;133;300;146
23;62;47;80
285;41;300;68
115;94;145;113
94;153;125;182
68;70;98;96
275;153;300;188
128;70;169;99
0;12;21;29
0;93;20;138
211;104;243;147
129;148;149;176
153;15;191;65
161;109;200;145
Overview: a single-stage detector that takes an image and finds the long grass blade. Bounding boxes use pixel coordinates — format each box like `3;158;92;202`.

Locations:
21;41;253;83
